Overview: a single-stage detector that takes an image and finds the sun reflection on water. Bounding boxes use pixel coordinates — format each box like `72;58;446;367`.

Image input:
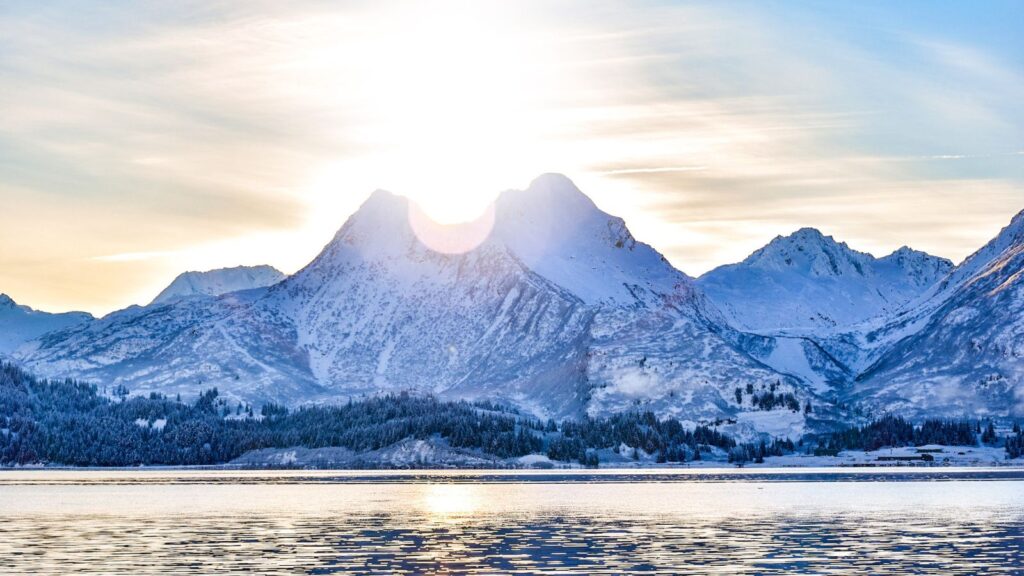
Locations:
0;470;1021;575
421;483;481;520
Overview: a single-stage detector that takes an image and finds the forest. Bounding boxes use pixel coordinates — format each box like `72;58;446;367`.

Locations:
2;363;1021;467
809;414;1017;456
0;363;734;467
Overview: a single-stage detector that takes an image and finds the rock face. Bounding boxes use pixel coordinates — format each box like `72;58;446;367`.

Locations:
16;175;819;430
0;294;92;355
150;265;285;305
698;229;952;333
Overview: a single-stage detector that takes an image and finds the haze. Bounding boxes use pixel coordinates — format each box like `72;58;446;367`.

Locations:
1;0;1022;314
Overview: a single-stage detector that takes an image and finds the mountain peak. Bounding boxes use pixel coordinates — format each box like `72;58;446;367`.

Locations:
881;245;952;267
889;245;917;256
743;227;861;278
0;295;93;354
499;173;598;217
150;265;285;306
790;227;829;239
364;188;406;207
699;228;952;331
927;206;1024;297
308;173;690;306
1002;207;1024;243
492;174;689;304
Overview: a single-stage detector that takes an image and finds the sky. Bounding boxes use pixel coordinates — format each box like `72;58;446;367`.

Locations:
1;0;1022;315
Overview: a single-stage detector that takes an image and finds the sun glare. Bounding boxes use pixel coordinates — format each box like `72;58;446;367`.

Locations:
303;1;578;227
421;483;480;519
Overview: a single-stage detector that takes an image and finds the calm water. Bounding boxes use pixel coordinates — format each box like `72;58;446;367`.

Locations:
0;468;1021;575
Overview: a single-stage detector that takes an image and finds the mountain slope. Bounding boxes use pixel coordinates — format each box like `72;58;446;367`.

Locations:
18;175;825;432
698;229;952;333
151;265;285;305
17;289;322;404
851;209;1024;418
0;294;92;355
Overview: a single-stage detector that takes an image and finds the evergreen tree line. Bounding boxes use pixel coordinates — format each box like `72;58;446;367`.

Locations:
8;362;1018;467
1006;423;1023;459
734;381;806;413
0;363;740;467
727;438;796;464
811;414;1022;457
547;410;737;465
0;363;548;466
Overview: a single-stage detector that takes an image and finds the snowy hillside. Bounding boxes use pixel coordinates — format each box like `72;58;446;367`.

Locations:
150;265;284;305
0;294;92;355
698;228;952;333
18;174;826;432
850;209;1024;418
16;173;1023;427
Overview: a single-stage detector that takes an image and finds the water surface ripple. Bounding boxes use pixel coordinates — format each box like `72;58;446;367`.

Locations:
0;468;1021;574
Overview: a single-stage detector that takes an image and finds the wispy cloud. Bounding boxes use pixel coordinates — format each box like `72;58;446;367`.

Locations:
0;0;1021;313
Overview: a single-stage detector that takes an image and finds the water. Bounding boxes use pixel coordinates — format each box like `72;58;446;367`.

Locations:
0;468;1021;574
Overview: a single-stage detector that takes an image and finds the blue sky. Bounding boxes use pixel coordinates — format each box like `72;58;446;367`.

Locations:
1;0;1022;313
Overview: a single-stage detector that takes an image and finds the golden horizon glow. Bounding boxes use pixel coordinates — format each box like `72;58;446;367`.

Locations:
1;1;1022;315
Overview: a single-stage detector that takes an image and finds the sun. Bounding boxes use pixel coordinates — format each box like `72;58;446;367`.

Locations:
301;0;582;227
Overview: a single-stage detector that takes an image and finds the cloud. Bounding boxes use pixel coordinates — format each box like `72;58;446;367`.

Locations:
92;251;179;263
0;1;1022;313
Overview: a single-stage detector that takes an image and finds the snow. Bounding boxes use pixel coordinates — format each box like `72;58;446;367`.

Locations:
730;410;806;440
132;418;167;431
12;176;1024;432
0;294;92;354
760;445;1013;468
227;443;1022;469
494;174;689;306
698;228;951;333
847;208;1024;418
232;438;501;468
150;265;284;305
760;337;829;393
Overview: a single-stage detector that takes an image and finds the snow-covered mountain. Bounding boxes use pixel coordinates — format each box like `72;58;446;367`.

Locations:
0;294;92;355
698;228;952;333
849;209;1024;418
16;173;1023;426
150;265;284;305
18;174;824;434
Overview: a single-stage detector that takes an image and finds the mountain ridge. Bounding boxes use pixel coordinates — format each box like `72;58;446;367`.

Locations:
15;175;823;435
151;265;285;305
697;227;953;333
0;294;93;355
8;176;1024;430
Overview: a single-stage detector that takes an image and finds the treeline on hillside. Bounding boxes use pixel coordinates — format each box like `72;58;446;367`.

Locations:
6;362;1021;467
1007;424;1024;459
812;414;1023;458
0;363;741;468
547;411;737;465
0;363;545;466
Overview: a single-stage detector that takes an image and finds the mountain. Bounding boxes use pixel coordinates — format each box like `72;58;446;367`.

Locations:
18;174;824;434
0;294;93;355
850;209;1024;418
698;228;952;333
150;265;285;305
